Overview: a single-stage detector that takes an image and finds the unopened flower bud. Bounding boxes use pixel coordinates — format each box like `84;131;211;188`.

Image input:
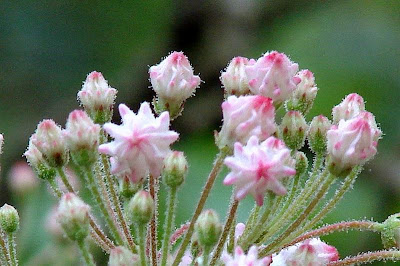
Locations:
127;191;154;225
109;246;139;266
220;57;255;97
327;112;381;177
63;110;100;167
0;204;19;233
280;111;308;150
245;51;300;106
149;51;201;119
8;161;38;195
332;93;365;124
195;209;222;248
295;152;308;177
78;71;117;124
31;119;68;168
217;95;276;149
381;213;400;249
286;70;318;114
162;151;188;188
308;115;332;154
57;193;90;241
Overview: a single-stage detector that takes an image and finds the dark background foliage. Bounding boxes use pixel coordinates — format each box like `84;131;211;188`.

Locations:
0;1;399;265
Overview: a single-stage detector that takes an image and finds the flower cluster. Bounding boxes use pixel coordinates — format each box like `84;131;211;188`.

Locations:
0;49;393;266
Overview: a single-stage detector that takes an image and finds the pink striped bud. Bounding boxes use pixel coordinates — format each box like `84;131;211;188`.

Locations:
286;69;318;114
271;238;339;266
327;112;381;176
245;51;299;106
332;93;365;124
220;56;255;96
150;51;201;119
217;95;276;149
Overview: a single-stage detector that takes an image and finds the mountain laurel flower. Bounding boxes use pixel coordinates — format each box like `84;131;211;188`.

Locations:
327;111;381;177
220;56;255;97
245;51;300;106
222;246;272;266
57;193;90;241
109;246;139;266
224;136;296;206
31;119;68;168
271;238;339;266
332;93;365;124
286;69;318;114
99;102;179;183
216;95;276;149
78;71;117;124
149;51;201;119
63;110;100;166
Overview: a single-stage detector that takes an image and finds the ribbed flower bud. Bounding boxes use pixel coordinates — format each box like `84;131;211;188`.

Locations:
31;119;68;168
332;93;365;124
24;138;56;181
381;213;400;249
57;193;90;241
245;51;300;106
162;151;188;188
295;151;308;177
195;209;222;248
149;51;201;119
308;115;332;154
216;95;276;149
286;70;318;114
109;246;139;266
220;56;255;97
0;204;20;233
280;111;308;150
127;191;154;225
271;238;339;266
63;110;100;167
327;112;381;177
78;71;117;124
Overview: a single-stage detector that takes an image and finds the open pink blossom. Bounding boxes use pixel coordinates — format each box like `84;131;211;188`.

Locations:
224;136;296;206
149;51;201;104
332;93;365;124
245;51;299;105
222;246;272;266
99;102;179;183
217;95;276;148
327;111;381;176
271;238;339;266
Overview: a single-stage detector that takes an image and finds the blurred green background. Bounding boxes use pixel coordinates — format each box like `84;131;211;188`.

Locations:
1;0;400;265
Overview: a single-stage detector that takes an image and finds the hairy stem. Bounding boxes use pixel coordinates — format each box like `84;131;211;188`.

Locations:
77;239;96;266
172;150;229;266
0;232;10;266
285;220;382;248
7;233;17;266
100;131;136;252
161;187;177;266
328;250;400;265
137;224;148;266
149;174;158;266
260;172;336;256
210;199;239;265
